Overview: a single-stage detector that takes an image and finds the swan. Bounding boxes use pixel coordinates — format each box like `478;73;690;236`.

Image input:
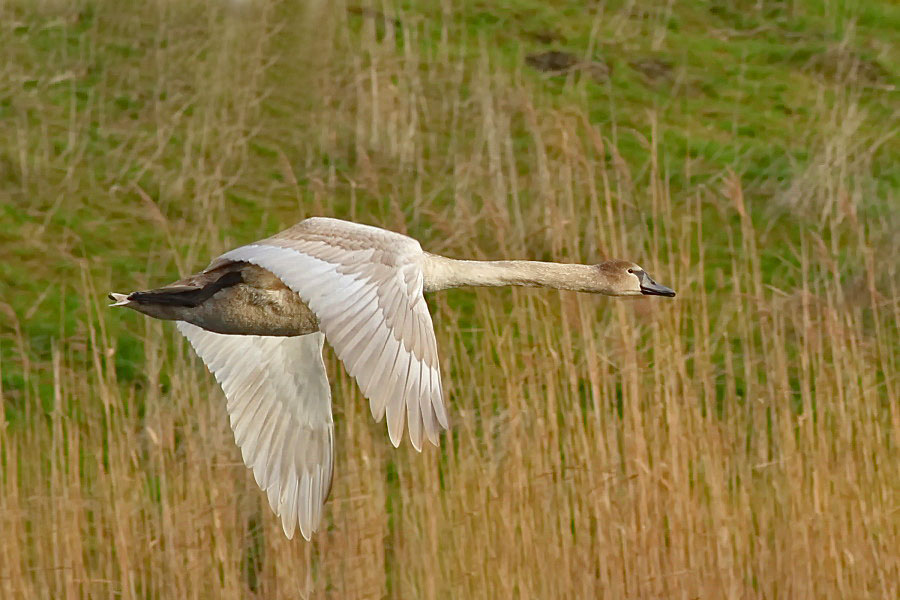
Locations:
109;217;675;539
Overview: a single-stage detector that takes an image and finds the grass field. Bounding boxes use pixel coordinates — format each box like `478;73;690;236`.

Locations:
1;0;897;597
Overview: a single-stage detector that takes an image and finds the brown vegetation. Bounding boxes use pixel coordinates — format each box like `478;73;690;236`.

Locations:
1;1;896;598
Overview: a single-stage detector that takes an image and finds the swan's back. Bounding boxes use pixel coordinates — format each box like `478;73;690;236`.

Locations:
265;217;424;262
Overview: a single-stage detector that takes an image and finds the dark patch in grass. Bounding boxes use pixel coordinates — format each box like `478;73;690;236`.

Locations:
525;50;611;82
804;47;893;84
629;57;673;84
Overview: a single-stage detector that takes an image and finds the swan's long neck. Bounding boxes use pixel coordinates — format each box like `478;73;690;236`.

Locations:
423;253;607;293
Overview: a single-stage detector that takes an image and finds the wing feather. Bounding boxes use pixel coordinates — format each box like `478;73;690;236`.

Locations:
220;224;447;448
177;322;333;540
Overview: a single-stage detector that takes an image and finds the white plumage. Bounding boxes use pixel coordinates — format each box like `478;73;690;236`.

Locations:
111;216;675;540
176;325;333;540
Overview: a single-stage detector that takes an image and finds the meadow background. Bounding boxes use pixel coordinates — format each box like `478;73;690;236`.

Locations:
1;0;897;597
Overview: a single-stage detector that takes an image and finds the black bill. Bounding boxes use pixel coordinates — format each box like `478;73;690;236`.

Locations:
638;271;676;297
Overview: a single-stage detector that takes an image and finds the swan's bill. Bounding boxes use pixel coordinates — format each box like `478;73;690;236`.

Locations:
637;272;676;297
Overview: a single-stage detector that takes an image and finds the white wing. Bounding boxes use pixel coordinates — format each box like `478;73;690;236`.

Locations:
219;220;448;451
177;322;333;541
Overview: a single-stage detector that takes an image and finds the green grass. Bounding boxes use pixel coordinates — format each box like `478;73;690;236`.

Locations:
1;0;897;597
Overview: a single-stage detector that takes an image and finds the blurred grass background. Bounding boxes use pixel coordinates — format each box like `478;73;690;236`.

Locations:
1;0;897;597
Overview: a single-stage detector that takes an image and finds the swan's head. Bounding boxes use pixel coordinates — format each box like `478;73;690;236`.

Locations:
595;260;676;297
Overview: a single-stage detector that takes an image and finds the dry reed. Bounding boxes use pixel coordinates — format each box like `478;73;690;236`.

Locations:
1;0;896;598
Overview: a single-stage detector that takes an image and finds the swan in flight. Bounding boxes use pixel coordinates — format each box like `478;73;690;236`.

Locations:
110;217;675;539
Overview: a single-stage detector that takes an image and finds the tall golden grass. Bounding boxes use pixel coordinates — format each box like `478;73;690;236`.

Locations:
1;1;896;598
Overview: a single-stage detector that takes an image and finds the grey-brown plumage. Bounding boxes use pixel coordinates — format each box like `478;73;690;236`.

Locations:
110;216;675;540
114;262;319;336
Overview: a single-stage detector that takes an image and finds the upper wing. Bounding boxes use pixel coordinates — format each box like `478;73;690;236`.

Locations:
218;218;448;451
177;322;333;541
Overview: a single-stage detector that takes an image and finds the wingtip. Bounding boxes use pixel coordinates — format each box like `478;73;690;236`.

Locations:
108;292;133;307
280;513;297;540
388;427;403;449
424;426;441;448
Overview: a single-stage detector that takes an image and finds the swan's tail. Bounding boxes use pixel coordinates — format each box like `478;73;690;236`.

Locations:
108;292;133;307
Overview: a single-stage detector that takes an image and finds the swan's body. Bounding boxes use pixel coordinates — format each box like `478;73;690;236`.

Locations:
110;217;674;539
